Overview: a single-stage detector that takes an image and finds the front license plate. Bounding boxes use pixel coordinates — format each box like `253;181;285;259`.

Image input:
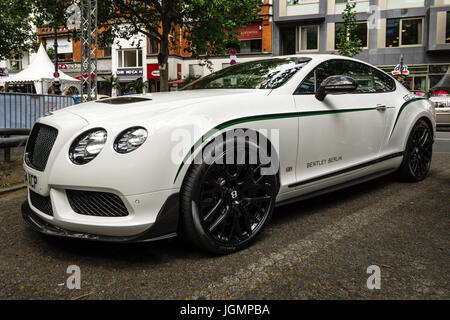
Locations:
24;171;39;190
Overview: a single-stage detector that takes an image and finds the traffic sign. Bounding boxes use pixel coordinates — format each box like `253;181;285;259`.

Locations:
53;72;60;78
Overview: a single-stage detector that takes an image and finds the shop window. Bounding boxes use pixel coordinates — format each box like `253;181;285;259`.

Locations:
297;25;319;51
335;22;368;49
386;18;423;47
237;39;262;53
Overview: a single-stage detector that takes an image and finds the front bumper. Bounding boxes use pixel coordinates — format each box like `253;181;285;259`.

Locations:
22;192;180;243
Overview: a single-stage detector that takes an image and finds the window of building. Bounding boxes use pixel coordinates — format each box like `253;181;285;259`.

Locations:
335;0;370;14
297;25;319;51
102;46;112;57
386;0;424;10
281;27;296;55
296;60;395;94
286;0;320;16
148;39;159;54
117;49;143;68
446;12;450;44
335;22;368;49
386;18;423;47
237;39;262;53
8;55;22;71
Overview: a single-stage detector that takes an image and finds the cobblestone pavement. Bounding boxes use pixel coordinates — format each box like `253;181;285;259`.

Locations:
0;153;449;299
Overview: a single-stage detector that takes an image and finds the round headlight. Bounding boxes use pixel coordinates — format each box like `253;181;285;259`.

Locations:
69;128;107;165
114;127;148;154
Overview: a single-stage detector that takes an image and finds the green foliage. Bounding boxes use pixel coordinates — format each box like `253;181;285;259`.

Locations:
47;48;55;60
0;0;36;59
336;2;362;57
96;0;261;91
30;0;73;28
126;77;148;92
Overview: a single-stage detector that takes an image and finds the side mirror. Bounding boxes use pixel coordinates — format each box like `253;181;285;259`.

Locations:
315;75;358;101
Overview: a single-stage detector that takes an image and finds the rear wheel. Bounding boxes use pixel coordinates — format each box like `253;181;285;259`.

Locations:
180;135;278;254
396;119;433;182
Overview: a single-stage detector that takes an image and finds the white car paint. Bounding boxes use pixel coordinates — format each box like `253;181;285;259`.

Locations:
22;54;436;239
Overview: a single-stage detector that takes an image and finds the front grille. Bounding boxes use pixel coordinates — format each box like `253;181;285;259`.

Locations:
25;123;58;171
66;190;129;217
29;190;53;216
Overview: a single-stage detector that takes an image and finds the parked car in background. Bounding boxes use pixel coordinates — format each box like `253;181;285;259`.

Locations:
430;95;450;127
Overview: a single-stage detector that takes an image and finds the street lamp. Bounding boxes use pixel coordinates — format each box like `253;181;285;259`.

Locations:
52;27;61;94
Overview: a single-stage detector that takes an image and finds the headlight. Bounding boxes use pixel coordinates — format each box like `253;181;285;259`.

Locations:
114;127;148;154
69;128;107;165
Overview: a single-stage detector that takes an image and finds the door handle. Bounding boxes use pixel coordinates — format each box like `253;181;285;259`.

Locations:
376;104;387;111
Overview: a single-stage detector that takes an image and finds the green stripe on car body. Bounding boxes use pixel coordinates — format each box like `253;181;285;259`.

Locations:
389;97;427;139
173;107;377;183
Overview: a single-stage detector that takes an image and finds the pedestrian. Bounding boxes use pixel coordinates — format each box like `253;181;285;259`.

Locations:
72;88;81;104
396;75;411;90
125;86;135;95
0;86;4;93
48;86;56;95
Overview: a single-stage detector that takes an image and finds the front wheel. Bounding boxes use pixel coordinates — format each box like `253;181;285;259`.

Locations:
396;119;433;182
180;136;278;254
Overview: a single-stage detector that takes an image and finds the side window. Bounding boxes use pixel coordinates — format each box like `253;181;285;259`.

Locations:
296;60;395;94
296;70;315;94
371;68;396;92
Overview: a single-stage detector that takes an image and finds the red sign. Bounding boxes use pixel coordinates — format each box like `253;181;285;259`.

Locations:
147;63;169;80
236;24;262;41
53;72;60;78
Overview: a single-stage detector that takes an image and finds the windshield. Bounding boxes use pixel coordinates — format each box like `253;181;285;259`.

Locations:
183;57;311;90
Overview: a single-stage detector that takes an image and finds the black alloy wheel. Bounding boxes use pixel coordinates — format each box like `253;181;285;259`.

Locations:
396;119;433;181
180;135;278;254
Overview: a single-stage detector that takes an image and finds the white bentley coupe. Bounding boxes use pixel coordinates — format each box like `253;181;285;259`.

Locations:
22;55;435;254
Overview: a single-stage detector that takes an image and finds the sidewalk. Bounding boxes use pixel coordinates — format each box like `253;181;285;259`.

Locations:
0;146;26;194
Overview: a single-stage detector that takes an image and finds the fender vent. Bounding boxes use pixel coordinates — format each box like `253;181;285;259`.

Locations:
66;190;129;217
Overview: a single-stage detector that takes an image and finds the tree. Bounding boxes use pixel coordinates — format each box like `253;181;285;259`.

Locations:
336;2;362;57
0;0;35;60
102;75;120;96
31;0;73;30
97;0;261;91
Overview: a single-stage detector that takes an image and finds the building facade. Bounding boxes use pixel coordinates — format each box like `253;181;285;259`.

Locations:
273;0;450;90
145;0;274;92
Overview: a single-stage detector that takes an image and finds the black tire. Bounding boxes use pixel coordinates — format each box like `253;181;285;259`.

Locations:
180;133;278;254
396;119;433;182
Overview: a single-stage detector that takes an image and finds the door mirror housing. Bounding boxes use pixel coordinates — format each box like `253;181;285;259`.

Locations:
315;75;358;101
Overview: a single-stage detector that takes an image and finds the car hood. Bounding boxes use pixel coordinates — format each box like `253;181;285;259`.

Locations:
64;89;270;124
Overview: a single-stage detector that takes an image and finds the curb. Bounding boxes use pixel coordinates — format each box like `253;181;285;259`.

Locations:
0;184;26;196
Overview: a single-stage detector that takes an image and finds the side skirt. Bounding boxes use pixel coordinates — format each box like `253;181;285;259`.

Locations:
276;168;396;208
288;152;404;188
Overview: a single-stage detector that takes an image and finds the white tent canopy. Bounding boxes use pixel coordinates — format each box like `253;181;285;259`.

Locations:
6;44;80;94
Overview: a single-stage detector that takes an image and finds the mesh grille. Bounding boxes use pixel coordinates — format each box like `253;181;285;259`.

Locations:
66;190;129;217
29;190;53;216
25;124;58;171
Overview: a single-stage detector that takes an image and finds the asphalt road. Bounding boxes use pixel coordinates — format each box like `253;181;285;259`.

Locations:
0;152;449;300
